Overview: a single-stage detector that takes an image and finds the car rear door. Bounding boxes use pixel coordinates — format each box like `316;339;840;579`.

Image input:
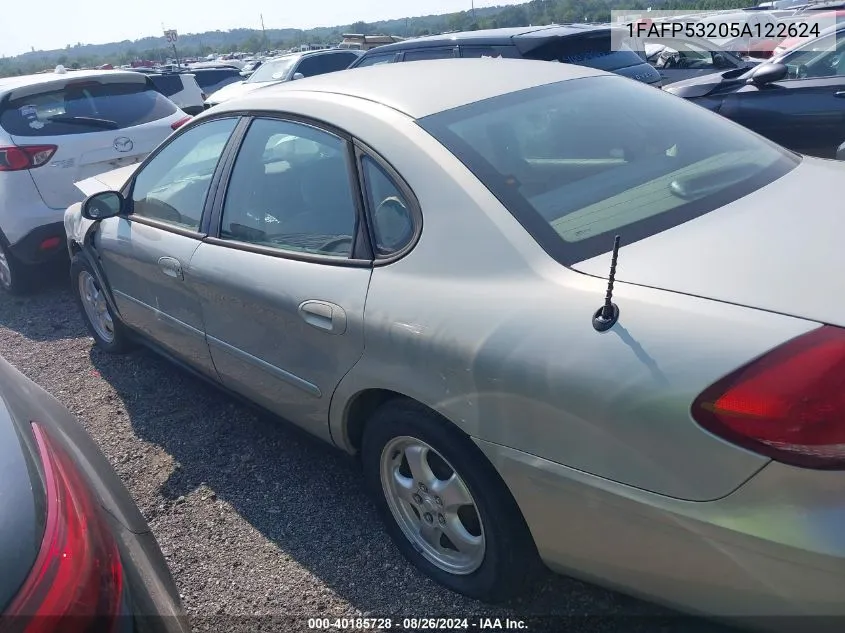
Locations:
94;116;240;378
188;116;372;441
0;73;184;211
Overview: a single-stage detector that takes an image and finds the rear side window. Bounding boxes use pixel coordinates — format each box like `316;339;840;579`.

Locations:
460;46;520;58
355;52;397;67
149;74;182;97
402;48;457;61
419;75;797;265
525;33;649;71
0;80;178;137
296;53;358;77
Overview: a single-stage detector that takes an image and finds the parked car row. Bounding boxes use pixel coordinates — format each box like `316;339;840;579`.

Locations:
2;19;845;632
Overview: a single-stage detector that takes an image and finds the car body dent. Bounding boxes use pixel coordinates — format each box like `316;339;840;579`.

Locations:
311;98;812;502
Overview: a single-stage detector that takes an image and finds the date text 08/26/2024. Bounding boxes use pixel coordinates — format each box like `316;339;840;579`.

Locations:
307;618;528;630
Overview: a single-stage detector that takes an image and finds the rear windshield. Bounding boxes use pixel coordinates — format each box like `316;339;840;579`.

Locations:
523;33;648;71
149;74;183;96
0;80;177;137
194;70;241;88
418;75;797;265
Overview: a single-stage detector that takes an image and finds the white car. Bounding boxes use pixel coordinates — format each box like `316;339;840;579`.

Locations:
204;50;361;107
0;67;190;293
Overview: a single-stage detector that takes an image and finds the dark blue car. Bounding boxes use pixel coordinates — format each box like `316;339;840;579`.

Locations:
665;24;845;158
347;25;663;87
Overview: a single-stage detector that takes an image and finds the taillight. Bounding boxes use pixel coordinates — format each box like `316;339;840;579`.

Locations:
0;146;57;172
171;116;192;130
1;423;124;631
692;325;845;469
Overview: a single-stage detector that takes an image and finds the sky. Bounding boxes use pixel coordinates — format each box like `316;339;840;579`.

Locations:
0;0;516;57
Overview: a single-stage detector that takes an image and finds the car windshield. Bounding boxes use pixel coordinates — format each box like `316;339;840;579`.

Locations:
247;57;297;83
419;75;797;265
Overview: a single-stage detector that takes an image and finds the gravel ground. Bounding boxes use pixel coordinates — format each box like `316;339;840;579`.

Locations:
0;271;734;633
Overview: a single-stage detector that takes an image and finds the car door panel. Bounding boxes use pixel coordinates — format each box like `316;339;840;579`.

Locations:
190;116;372;440
94;116;240;377
723;78;845;157
96;221;215;375
189;246;371;438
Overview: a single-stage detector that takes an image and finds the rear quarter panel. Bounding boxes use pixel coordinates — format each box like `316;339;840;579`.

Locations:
280;97;819;501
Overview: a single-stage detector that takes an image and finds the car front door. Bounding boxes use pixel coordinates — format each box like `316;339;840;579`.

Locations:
95;116;240;377
722;32;845;157
188;117;372;440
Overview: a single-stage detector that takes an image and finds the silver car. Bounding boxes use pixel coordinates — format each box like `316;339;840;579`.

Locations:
65;59;845;628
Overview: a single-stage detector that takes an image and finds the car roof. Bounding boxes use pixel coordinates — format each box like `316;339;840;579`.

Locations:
0;69;145;98
215;58;605;119
358;24;614;54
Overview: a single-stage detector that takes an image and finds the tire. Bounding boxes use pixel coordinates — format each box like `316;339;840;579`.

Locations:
0;241;32;296
70;254;135;353
362;399;541;602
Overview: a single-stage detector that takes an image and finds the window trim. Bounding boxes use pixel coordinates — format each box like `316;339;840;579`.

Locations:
204;111;374;267
353;138;423;266
120;114;245;239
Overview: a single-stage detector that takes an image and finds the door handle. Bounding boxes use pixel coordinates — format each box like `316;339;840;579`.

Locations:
298;300;347;335
835;91;845;98
158;256;183;280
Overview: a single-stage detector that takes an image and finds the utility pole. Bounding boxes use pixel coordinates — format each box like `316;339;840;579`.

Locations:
472;0;476;22
260;14;267;53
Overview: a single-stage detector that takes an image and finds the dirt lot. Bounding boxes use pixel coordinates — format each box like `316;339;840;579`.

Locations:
0;273;730;633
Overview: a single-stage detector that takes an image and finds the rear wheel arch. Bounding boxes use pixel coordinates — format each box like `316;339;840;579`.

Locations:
356;393;544;601
343;389;485;454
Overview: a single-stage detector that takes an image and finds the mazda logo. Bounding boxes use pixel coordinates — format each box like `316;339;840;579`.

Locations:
113;137;134;153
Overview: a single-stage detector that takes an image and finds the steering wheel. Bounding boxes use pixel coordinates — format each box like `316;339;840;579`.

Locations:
317;235;354;253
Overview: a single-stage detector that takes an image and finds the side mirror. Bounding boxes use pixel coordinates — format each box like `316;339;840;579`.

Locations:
81;191;124;221
746;62;787;87
291;72;305;81
837;140;845;161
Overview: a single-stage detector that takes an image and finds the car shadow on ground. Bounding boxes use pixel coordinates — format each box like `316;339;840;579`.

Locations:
2;263;80;343
86;343;734;633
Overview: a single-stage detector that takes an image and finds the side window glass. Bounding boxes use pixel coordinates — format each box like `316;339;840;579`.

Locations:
784;34;845;79
402;48;456;61
460;46;514;59
131;118;238;230
220;118;357;258
361;156;414;256
356;53;396;67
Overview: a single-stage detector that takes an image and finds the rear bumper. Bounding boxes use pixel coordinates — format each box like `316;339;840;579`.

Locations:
475;438;845;629
6;221;67;266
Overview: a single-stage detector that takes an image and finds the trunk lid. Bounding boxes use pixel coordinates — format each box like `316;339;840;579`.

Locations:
571;156;845;327
0;71;182;209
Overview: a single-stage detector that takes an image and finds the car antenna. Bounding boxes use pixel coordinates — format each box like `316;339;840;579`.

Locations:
592;235;621;332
